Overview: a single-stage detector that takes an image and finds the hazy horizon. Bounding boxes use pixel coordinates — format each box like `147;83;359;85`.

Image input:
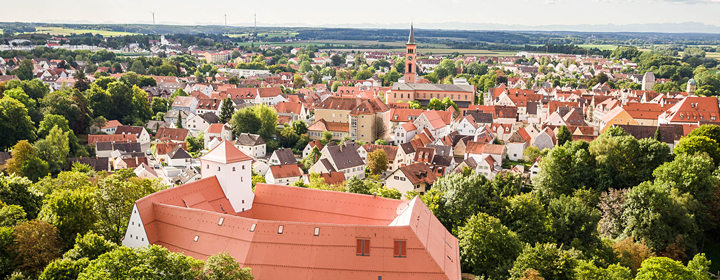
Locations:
5;0;720;33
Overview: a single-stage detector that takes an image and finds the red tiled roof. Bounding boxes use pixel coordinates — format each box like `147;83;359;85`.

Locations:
203;140;252;164
269;164;303;179
88;134;137;145
156;127;190;141
101;120;122;129
308;119;350;132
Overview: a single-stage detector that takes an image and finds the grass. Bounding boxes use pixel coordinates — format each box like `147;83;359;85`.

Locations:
28;26;137;36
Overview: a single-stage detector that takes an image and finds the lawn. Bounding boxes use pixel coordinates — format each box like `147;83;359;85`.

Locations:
28;26;137;36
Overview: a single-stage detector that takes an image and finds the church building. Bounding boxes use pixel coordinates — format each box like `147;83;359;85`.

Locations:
386;24;477;108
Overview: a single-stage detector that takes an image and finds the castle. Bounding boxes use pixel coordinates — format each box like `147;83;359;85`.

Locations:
122;140;461;280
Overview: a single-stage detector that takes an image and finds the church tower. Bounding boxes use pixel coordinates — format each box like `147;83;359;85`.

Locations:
404;23;417;84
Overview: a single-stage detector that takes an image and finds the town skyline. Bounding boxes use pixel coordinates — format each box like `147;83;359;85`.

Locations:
5;0;720;33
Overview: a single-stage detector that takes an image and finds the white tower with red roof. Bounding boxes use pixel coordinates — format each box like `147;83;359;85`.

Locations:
200;140;255;212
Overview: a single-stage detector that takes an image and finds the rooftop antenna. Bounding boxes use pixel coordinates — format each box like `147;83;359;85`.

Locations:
150;11;155;25
224;14;227;28
254;13;257;37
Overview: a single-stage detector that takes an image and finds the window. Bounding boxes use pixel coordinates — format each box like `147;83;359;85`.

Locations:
218;217;225;226
250;223;256;232
233;167;236;171
314;227;320;236
278;225;284;234
217;167;221;171
206;164;209;169
356;239;370;256
194;235;199;242
394;240;407;257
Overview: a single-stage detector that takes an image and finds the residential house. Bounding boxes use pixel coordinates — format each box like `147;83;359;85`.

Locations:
196;98;222;116
303;140;324;159
658;96;720;125
155;127;190;143
186;113;219;137
269;148;297;166
506;127;531;161
204;123;234;149
166;146;193;168
114;126;151;145
171;96;198;113
100;120;122;134
385;163;437;195
464;142;506;167
265;164;303;185
533;127;557;151
234;133;266;159
310;142;365;179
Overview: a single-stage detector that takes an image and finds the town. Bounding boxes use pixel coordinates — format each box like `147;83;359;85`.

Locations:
1;22;720;280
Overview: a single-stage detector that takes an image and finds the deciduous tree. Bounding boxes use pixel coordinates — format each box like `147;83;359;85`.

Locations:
367;149;388;175
459;213;522;279
11;220;63;276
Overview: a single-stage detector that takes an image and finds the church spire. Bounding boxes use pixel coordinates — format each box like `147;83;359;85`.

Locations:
407;23;415;45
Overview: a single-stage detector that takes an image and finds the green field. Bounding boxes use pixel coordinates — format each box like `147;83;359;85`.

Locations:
28;26;137;36
577;44;618;51
228;31;298;38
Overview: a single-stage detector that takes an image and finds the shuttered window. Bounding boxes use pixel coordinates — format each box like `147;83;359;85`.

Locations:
394;240;407;257
356;239;370;256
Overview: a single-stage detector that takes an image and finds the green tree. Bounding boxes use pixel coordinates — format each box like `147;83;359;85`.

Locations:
278;126;299;148
73;68;91;92
320;131;332;146
687;124;720;144
151;97;169;115
199;252;254;280
653;153;717;202
345;176;371;195
674;135;720;166
634;138;673;184
11;59;33;81
426;98;443;110
292;120;308;135
635;254;711;280
34;125;70;174
547;195;601;251
0;96;36;150
0;201;26;228
589;131;641;191
367;149;388;175
622;182;695;255
500;193;553;245
64;231;117;261
77;245;204;280
230;107;261;136
0;227;14;278
39;189;98;248
509;243;580;280
93;173;164;243
5;141;49;182
128;60;146;74
459;213;523;279
574;261;632;280
254;104;278;139
557;126;572;146
331;81;342;92
11;220;64;276
39;258;89;280
535;141;595;197
0;173;41;219
219;98;235;124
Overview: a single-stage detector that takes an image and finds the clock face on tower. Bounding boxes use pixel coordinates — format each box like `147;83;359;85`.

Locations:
407;56;413;61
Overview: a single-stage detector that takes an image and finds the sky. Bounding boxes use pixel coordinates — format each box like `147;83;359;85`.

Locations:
4;0;720;31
